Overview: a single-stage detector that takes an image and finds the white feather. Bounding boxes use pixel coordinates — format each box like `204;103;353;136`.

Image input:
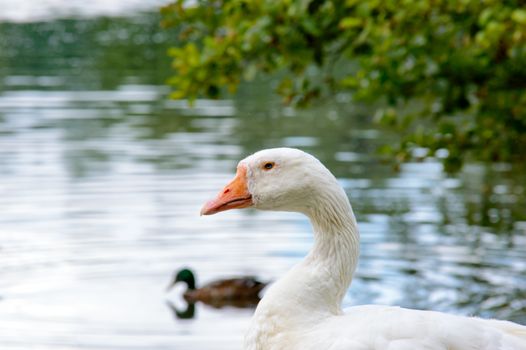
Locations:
232;148;526;350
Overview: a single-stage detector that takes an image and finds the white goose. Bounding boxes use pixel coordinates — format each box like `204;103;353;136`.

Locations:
201;148;526;350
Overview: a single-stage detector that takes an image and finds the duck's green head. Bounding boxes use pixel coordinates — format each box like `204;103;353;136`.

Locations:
168;268;196;291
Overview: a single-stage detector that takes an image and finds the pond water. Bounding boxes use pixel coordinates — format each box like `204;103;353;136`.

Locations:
1;7;526;350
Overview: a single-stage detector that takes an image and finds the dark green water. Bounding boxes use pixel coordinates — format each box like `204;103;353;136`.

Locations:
0;8;525;350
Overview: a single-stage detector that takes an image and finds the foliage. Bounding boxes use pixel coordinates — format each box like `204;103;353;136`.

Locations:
161;0;526;170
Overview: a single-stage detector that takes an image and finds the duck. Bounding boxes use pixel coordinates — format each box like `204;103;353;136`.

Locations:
200;148;526;350
166;268;267;307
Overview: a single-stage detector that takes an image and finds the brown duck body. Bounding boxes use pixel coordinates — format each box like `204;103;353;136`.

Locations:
183;277;266;304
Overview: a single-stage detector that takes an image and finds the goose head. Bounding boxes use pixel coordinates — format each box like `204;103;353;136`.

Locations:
201;148;342;216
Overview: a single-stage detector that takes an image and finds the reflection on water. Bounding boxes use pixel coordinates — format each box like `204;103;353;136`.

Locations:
0;0;172;22
167;300;196;320
1;7;526;350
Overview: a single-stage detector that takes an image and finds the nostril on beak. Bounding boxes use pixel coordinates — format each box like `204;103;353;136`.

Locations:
223;189;230;194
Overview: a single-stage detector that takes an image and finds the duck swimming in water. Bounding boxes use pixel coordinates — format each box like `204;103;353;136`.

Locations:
167;268;267;307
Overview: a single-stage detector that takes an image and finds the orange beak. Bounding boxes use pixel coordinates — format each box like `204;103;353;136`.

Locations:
200;165;253;215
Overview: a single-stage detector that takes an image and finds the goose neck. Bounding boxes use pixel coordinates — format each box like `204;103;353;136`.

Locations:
300;187;360;312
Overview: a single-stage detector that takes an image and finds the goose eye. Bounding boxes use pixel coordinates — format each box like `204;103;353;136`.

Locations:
263;162;275;170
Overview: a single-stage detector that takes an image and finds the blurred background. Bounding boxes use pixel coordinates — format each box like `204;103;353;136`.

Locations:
0;1;525;349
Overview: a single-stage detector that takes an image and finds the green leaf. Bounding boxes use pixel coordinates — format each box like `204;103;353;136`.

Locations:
511;9;526;24
339;17;362;29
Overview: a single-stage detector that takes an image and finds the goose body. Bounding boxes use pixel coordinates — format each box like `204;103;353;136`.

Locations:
201;148;526;350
